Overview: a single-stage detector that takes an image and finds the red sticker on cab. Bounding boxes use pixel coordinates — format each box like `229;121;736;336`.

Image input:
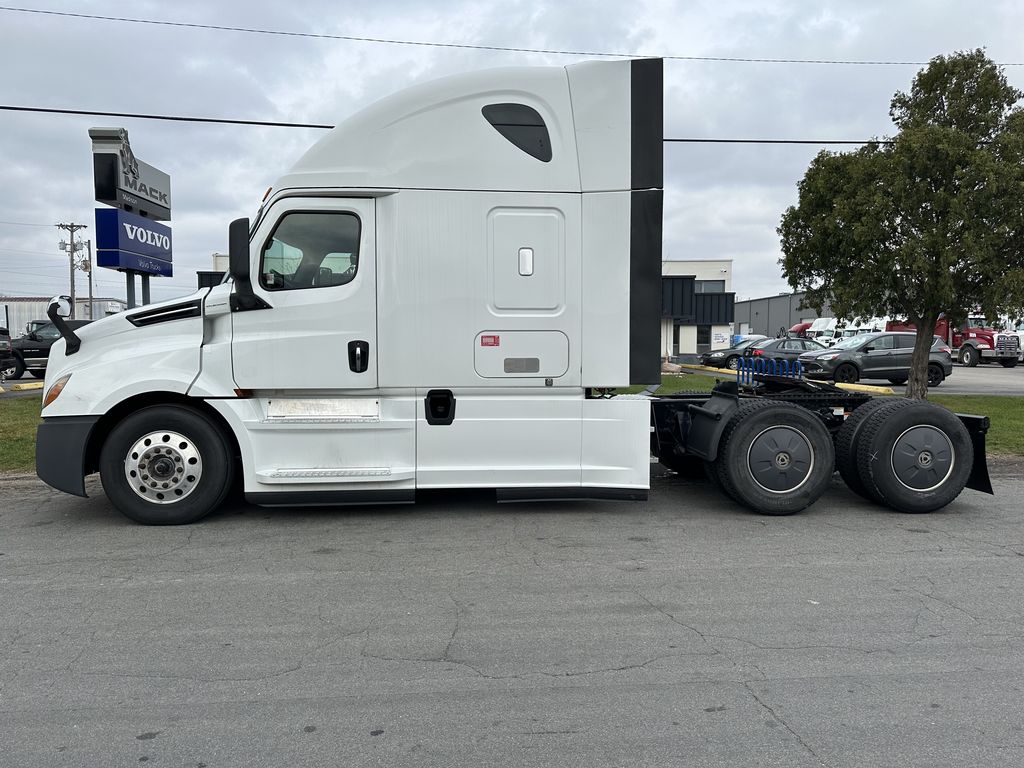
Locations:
481;335;500;347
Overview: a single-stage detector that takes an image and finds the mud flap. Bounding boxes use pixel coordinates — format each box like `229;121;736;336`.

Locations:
956;413;993;495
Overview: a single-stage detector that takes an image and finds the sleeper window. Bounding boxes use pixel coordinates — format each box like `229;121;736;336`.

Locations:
260;211;361;291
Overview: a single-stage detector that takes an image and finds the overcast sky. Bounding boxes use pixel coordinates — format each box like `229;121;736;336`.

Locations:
1;0;1022;308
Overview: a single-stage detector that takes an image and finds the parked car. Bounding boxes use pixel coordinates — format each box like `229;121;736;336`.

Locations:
743;337;826;371
700;335;769;370
798;332;953;386
8;320;92;380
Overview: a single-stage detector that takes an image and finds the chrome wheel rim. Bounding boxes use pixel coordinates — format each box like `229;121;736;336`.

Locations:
890;425;954;492
123;430;203;504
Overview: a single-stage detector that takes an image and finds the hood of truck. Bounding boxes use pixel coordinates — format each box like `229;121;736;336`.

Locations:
42;290;210;417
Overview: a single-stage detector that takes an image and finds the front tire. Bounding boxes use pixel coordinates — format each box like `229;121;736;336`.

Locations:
959;346;979;367
1000;359;1017;369
4;355;25;380
833;363;859;385
99;405;234;525
725;355;740;371
713;400;834;515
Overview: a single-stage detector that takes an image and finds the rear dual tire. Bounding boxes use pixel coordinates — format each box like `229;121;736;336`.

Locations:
710;401;834;515
837;399;972;513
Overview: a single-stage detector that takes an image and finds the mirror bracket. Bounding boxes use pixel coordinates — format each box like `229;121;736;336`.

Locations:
46;296;82;355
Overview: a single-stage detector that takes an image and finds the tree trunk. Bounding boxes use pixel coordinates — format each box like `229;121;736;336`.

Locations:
907;313;940;399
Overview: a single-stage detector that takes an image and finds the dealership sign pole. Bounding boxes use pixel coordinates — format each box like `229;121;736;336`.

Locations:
89;128;172;307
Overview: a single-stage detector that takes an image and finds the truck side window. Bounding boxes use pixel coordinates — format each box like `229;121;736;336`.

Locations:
482;103;552;162
259;211;361;291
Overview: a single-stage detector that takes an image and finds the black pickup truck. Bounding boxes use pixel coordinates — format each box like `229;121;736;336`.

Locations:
0;327;14;380
2;320;91;380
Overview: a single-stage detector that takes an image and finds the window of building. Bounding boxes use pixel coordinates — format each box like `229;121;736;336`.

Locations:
696;324;711;353
694;280;726;294
260;212;361;291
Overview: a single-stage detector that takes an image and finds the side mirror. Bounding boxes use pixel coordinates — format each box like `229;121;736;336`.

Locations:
46;295;82;355
228;217;250;282
49;295;72;319
227;217;269;312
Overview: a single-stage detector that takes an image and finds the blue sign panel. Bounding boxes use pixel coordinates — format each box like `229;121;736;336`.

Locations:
95;207;173;276
96;249;174;277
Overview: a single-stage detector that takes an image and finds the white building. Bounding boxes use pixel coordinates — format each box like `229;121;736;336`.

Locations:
0;296;127;335
660;260;734;358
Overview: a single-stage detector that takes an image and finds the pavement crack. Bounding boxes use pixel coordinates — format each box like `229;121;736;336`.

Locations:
441;593;462;663
743;682;830;767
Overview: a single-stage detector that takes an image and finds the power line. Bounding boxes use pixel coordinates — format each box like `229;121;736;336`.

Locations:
665;138;893;145
0;105;890;145
3;5;1019;67
0;105;331;129
0;219;53;227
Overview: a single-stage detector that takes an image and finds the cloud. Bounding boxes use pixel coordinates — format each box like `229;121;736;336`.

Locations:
1;0;1022;306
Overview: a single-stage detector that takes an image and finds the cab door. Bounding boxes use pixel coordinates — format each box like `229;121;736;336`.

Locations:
231;197;376;390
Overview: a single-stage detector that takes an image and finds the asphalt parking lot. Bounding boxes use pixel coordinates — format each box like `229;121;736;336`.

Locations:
3;464;1023;768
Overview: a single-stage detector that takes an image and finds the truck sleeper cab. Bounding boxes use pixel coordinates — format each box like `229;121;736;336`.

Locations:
35;59;992;524
36;58;663;524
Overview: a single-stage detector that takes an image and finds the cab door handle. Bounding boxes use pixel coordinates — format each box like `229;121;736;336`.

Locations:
348;340;370;373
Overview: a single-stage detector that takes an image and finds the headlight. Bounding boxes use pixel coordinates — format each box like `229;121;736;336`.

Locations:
817;353;840;361
708;352;724;357
43;374;72;407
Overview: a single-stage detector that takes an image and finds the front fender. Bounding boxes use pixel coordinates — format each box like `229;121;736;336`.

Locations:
42;320;202;418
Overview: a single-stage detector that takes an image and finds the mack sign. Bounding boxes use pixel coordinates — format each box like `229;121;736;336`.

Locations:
95;208;173;277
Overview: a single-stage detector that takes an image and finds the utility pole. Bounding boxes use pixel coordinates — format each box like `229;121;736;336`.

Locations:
56;222;87;319
84;240;94;319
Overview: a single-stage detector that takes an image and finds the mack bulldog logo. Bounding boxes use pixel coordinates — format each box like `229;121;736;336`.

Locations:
118;128;139;179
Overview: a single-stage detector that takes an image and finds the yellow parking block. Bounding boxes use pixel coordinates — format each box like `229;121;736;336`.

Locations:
679;364;738;375
834;382;894;395
10;382;44;391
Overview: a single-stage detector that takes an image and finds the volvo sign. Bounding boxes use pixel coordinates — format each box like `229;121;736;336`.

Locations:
95;208;173;277
89;128;172;221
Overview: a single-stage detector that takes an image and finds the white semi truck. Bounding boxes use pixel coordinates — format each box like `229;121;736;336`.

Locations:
36;58;992;524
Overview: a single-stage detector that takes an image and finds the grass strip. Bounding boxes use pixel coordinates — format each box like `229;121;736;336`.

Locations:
0;395;42;473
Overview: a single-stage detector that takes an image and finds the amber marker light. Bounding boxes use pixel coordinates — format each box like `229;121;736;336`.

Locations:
43;374;72;408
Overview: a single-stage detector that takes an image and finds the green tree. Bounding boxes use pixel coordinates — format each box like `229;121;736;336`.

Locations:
779;50;1024;398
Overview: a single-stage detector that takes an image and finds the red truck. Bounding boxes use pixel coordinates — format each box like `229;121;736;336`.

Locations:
885;316;1019;367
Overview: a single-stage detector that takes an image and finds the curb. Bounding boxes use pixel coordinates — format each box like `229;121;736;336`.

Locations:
10;382;44;391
